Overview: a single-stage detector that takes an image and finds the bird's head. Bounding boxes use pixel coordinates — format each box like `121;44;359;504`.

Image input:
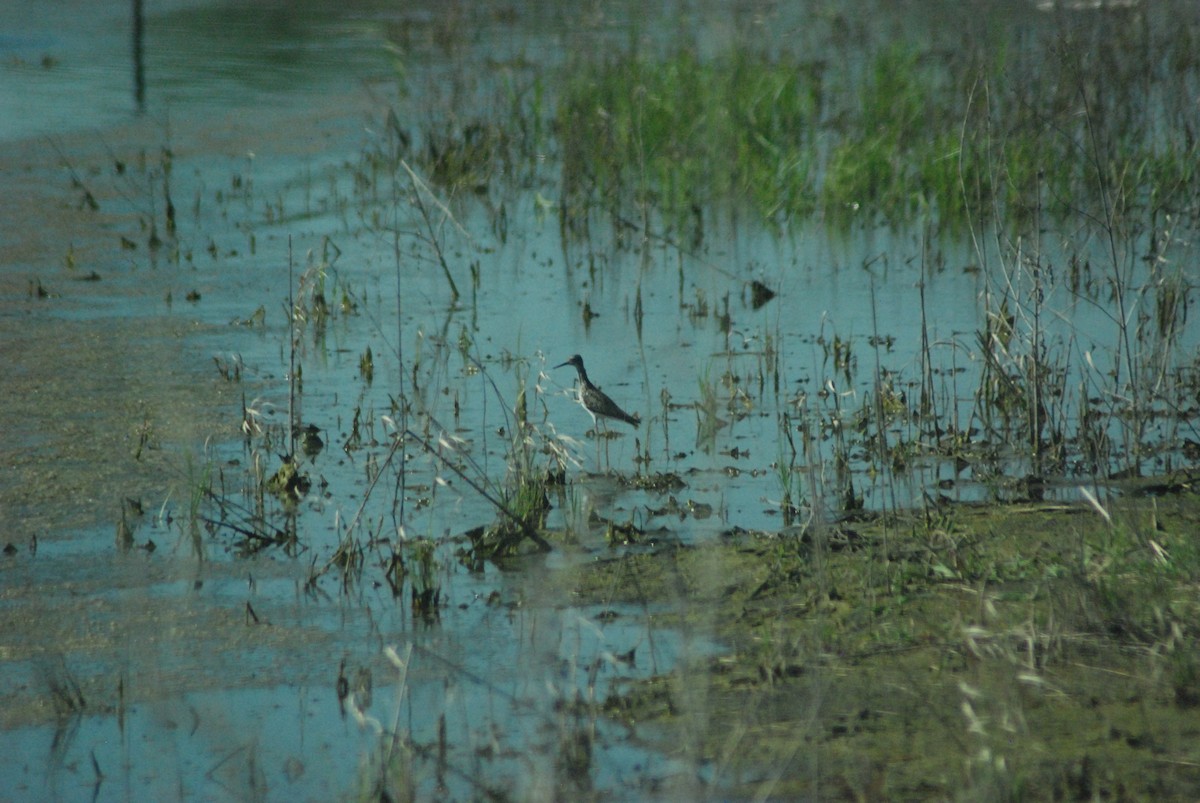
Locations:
554;354;584;371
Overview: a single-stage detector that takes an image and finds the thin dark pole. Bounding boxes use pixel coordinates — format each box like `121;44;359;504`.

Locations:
132;0;145;111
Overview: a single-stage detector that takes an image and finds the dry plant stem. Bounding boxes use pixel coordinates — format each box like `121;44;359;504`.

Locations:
797;396;829;600
868;279;897;514
918;236;937;428
399;159;461;302
1032;174;1046;469
317;434;407;578
382;643;414;770
404;428;552;552
1080;86;1138;425
391;158;408;530
287;236;297;459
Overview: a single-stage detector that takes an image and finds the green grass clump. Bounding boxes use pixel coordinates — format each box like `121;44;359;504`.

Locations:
558;48;821;226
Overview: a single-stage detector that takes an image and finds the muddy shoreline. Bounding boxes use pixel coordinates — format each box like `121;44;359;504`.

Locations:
557;489;1200;798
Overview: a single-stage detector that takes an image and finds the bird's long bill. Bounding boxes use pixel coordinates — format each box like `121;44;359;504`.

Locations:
553;360;571;369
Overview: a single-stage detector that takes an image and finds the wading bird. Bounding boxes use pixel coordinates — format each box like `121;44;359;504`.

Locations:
554;354;640;434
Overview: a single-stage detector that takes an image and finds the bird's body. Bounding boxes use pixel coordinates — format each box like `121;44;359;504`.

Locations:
555;354;640;430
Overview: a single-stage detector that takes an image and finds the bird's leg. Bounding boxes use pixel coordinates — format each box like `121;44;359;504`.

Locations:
602;418;612;470
588;409;602;466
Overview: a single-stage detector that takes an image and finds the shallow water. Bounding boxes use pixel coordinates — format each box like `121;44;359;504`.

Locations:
2;0;1198;799
1;545;712;798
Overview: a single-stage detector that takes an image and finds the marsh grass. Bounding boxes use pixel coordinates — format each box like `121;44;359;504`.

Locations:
547;16;1200;233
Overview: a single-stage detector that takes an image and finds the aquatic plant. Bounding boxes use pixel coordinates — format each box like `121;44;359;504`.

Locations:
457;359;573;559
774;412;802;526
694;363;723;452
406;537;441;614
